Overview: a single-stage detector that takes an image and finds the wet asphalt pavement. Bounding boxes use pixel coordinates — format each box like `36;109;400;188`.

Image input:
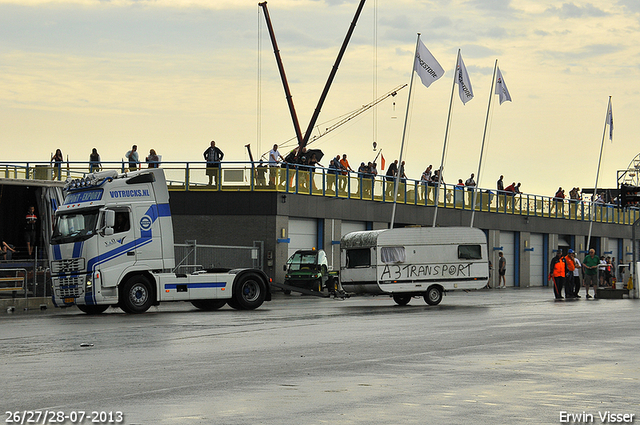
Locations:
1;287;639;425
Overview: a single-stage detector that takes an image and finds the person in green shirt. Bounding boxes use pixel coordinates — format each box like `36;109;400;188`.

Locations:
582;249;599;299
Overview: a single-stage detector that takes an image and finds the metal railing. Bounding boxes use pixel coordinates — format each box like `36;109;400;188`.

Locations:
2;161;638;225
174;240;263;272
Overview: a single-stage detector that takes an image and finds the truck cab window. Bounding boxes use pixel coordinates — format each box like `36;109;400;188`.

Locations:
346;248;371;268
458;244;482;260
114;211;130;233
380;247;406;264
51;209;99;245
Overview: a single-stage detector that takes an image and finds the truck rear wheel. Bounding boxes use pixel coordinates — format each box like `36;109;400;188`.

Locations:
424;285;443;306
393;294;411;306
191;300;227;311
233;273;266;310
120;276;153;314
77;305;110;315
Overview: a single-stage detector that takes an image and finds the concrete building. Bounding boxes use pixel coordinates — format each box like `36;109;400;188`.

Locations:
169;188;635;289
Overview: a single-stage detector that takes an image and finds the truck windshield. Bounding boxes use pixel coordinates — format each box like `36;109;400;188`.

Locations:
51;209;100;245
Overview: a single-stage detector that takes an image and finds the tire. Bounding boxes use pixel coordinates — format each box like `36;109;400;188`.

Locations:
315;279;323;293
424;285;443;306
393;294;412;306
227;297;242;310
120;275;154;314
326;277;336;292
233;273;266;310
191;300;227;311
77;304;109;315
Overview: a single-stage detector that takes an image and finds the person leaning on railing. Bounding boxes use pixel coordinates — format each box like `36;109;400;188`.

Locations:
268;144;284;187
89;148;101;173
203;140;224;186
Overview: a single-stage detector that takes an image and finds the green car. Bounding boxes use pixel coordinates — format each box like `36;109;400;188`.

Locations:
284;249;338;293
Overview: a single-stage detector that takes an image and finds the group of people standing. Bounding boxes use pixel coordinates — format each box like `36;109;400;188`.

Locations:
550;248;607;300
50;146;161;176
124;145;160;171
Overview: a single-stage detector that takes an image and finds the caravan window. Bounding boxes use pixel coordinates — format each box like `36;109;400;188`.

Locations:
458;244;482;260
346;249;370;268
381;247;406;264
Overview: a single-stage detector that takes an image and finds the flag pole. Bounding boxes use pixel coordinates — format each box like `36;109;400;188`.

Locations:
586;96;612;251
390;34;420;229
373;149;382;164
432;49;460;227
470;59;498;228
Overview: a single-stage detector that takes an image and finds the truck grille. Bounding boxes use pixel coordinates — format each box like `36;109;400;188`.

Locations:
55;276;84;298
51;258;86;274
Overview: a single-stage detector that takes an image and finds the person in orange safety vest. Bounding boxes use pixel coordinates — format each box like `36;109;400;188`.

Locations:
549;248;566;300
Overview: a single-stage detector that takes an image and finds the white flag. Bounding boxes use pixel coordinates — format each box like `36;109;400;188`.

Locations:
414;39;444;88
495;67;512;104
606;98;613;141
455;53;474;104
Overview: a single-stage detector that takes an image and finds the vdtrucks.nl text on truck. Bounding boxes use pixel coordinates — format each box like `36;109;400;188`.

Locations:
50;168;270;314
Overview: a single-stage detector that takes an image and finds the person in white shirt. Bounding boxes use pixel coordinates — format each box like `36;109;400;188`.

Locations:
572;252;582;298
268;144;284;187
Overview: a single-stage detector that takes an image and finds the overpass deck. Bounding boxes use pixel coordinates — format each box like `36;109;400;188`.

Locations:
2;161;637;226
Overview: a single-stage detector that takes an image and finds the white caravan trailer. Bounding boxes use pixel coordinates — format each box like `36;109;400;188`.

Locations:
340;227;489;306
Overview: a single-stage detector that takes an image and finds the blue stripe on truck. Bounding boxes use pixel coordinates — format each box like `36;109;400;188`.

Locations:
164;282;227;289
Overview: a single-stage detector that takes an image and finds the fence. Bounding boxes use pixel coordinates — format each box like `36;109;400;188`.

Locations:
0;261;50;299
174;241;263;272
2;161;639;225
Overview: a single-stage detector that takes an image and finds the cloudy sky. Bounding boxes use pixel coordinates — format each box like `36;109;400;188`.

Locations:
0;0;638;197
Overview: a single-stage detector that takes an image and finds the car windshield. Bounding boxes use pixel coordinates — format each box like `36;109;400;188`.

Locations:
51;209;100;245
287;253;318;271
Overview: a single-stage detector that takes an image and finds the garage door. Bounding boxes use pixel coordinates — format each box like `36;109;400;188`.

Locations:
341;221;367;237
529;233;544;286
605;238;618;259
288;218;318;259
500;231;515;287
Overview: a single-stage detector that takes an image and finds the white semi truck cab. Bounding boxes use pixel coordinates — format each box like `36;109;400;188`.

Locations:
50;168;270;314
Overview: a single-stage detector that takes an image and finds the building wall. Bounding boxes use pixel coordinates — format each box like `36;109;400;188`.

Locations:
169;191;635;285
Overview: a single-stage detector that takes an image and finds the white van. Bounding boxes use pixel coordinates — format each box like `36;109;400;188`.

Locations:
340;227;489;306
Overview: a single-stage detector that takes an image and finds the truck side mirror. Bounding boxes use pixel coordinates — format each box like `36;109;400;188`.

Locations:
104;210;115;236
105;210;115;227
283;265;287;271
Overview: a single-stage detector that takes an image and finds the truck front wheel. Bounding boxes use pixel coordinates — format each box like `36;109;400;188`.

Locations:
120;276;153;314
77;305;110;315
424;285;443;306
233;273;266;310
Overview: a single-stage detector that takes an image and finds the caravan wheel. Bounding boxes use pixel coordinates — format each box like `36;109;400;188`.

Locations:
424;285;443;306
393;295;411;306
